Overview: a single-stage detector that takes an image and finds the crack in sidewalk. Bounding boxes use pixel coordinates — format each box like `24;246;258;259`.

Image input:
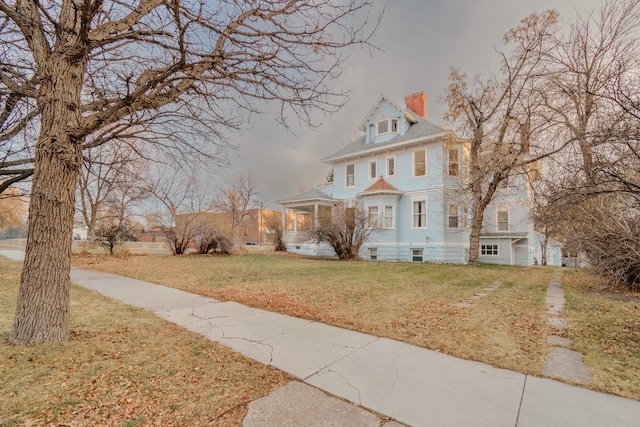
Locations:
325;369;363;406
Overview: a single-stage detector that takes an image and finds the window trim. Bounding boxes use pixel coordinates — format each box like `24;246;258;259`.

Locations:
411;248;424;263
386;156;396;177
375;117;400;136
368;205;379;228
412;199;427;229
413;149;427;178
481;244;499;256
496;207;509;232
368;160;377;181
383;205;394;229
346;163;355;188
447;204;460;229
448;148;459;177
377;120;388;135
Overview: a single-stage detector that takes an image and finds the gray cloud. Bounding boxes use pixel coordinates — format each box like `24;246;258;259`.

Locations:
223;0;602;204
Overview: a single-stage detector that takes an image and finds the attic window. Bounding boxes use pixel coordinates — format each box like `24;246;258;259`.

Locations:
375;118;399;136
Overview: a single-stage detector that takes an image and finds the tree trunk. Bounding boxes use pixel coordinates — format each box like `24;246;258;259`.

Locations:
9;24;86;344
467;203;485;267
541;228;549;266
9;144;81;344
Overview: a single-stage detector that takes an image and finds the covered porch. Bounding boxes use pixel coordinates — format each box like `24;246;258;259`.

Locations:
277;188;336;245
479;232;530;266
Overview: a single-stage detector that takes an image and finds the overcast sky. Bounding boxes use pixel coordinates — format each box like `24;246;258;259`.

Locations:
218;0;602;206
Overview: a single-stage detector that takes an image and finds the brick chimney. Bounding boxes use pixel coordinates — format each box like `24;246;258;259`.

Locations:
404;91;427;118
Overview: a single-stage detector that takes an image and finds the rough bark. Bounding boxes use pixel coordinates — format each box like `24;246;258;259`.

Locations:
3;0;378;344
9;112;83;344
8;1;86;345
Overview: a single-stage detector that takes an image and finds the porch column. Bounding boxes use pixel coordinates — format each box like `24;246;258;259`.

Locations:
510;239;515;266
293;210;298;232
314;204;319;227
282;208;286;232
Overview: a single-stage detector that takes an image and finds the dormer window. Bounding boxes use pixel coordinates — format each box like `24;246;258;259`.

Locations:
375;118;399;136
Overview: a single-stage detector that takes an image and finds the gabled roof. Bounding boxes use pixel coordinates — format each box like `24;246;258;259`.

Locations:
357;93;418;130
363;176;397;192
323;115;447;163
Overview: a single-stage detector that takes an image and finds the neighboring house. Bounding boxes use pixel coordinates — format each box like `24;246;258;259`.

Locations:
138;227;168;243
164;208;281;247
278;92;562;266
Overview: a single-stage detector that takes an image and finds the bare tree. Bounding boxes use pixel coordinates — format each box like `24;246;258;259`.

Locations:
216;174;260;247
162;216;196;255
533;1;640;281
443;11;560;266
77;142;147;241
2;0;379;344
308;201;378;260
540;0;640;185
264;210;286;252
102;159;149;228
146;169;216;255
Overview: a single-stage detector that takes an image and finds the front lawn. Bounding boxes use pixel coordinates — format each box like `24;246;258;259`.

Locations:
74;253;555;377
74;252;640;400
0;258;290;426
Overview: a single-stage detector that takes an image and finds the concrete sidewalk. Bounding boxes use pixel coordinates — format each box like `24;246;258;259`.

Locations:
2;249;640;426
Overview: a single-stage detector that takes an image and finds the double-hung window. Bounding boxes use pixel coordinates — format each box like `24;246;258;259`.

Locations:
412;248;424;262
368;206;379;228
497;209;509;232
448;204;459;229
414;150;426;177
448;148;459;176
369;160;377;180
383;206;394;229
386;156;395;177
413;200;427;228
346;164;355;188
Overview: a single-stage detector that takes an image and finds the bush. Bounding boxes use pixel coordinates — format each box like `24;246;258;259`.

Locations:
307;202;378;260
566;197;640;290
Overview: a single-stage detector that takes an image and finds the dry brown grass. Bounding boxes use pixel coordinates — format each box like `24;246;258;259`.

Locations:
562;269;640;400
74;253;640;400
1;259;290;427
73;253;555;376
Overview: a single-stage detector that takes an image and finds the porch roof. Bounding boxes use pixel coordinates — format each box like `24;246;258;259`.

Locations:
480;232;528;239
277;188;336;207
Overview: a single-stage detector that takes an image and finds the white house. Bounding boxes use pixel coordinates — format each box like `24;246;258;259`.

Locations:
278;92;562;266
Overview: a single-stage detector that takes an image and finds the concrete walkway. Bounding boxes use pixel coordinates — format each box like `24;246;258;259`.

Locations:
2;249;640;426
